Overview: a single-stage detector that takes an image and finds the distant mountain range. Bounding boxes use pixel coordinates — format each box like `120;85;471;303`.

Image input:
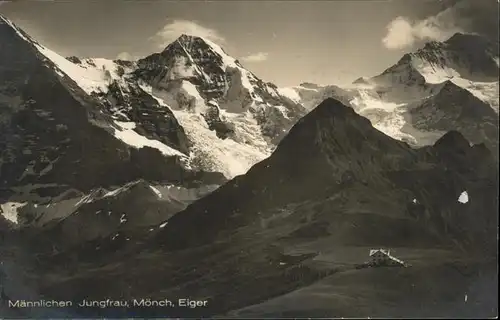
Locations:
0;14;498;318
281;32;499;151
0;15;305;231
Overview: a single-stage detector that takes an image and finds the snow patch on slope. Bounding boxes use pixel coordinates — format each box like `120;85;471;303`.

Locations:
34;45;111;94
179;80;208;112
2;16;118;95
149;185;163;198
181;80;203;100
218;108;271;151
172;111;269;178
159;221;168;228
278;87;302;103
113;121;186;157
75;193;95;206
142;83;272;177
102;184;133;199
151;184;219;202
351;89;402;112
0;202;27;224
411;56;460;84
458;191;469;204
350;90;428;144
146;88;269;178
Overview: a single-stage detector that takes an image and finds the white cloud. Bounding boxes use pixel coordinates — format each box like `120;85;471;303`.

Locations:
241;52;269;63
151;19;225;49
116;52;135;61
382;5;464;50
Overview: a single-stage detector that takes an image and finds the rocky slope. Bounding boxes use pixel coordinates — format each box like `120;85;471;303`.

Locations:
8;98;496;318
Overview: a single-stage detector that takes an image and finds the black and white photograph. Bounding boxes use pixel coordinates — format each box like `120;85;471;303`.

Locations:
0;0;498;318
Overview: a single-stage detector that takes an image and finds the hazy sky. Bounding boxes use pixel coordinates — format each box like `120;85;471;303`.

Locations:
0;0;497;87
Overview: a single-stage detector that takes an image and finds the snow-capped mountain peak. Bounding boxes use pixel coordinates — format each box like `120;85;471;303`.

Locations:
130;34;307;177
169;34;238;69
411;32;498;82
136;33;284;109
374;32;499;89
